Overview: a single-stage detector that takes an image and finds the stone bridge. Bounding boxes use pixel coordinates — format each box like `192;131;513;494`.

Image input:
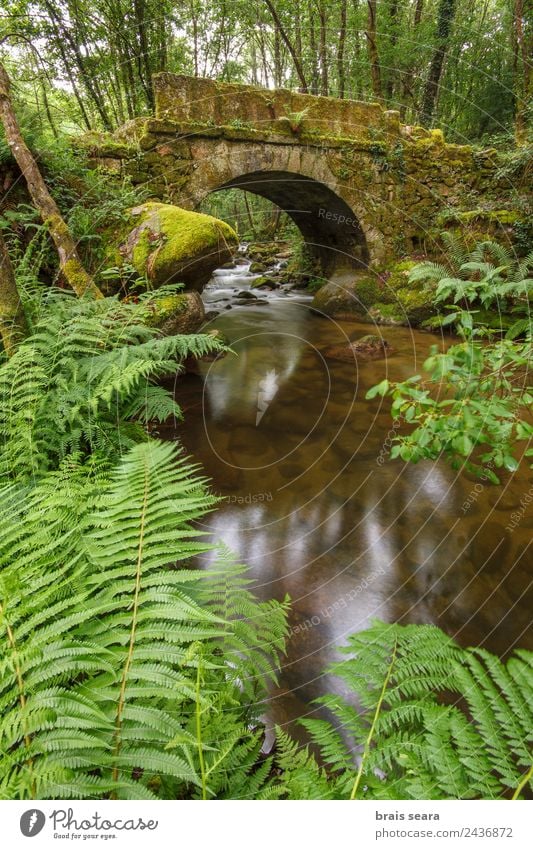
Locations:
85;73;500;275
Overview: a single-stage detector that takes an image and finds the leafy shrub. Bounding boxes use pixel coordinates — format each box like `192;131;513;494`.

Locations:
410;234;533;313
366;313;532;480
366;235;533;480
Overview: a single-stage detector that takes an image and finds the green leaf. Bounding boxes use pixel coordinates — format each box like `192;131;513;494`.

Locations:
452;434;474;456
366;380;390;400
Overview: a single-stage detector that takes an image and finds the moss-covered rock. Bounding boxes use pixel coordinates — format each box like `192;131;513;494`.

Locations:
250;275;276;289
311;275;378;317
144;291;205;335
119;202;238;291
73;130;135;159
374;260;436;325
311;261;436;327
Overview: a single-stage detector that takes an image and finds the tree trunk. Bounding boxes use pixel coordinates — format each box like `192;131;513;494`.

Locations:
512;0;532;145
191;0;199;76
43;1;112;130
0;63;102;300
351;0;363;100
400;0;424;119
133;0;154;109
308;5;320;95
266;206;281;239
243;193;259;239
337;0;348;98
419;0;458;126
318;2;329;96
384;0;399;101
273;28;283;87
0;232;29;355
365;0;383;100
264;0;309;91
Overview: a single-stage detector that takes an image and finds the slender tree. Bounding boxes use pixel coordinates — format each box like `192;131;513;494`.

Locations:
365;0;383;100
512;0;532;144
264;0;309;91
0;61;102;299
0;232;28;355
337;0;348;97
400;0;424;119
419;0;458;125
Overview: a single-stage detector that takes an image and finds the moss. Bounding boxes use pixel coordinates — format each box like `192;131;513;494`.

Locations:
45;214;70;241
468;310;516;331
394;286;435;321
368;302;404;324
144;293;188;326
73;130;134;159
380;260;419;296
453;208;521;226
353;275;394;307
138;133;158;151
131;228;153;273
121;202;238;290
345;260;437;326
388;259;418;276
148;204;234;264
62;259;102;299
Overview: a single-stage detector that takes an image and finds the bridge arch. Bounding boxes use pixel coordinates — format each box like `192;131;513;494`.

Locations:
207;170;370;276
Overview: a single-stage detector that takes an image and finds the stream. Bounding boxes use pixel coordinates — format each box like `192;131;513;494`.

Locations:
163;253;533;733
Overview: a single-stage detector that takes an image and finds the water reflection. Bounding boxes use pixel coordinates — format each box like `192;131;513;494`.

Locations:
163;297;533;731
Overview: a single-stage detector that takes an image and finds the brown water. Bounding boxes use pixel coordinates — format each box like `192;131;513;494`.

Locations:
163;293;533;731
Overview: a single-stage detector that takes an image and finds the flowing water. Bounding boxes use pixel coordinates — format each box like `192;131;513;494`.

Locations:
162;257;533;732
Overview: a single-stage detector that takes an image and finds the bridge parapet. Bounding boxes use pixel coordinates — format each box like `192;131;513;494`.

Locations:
153;73;401;142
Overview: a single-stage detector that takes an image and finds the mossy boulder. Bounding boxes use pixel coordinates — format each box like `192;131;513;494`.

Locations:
250;275;276;289
310;273;392;318
379;260;436;325
119;202;238;291
73;129;135;159
311;261;436;327
143;291;205;335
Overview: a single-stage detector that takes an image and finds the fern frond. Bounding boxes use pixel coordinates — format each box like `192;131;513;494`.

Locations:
441;230;469;270
469;239;513;269
280;621;533;800
408;262;449;284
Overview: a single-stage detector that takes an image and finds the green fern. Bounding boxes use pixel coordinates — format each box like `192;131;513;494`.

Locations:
410;235;533;317
279;621;533;800
0;441;288;799
0;288;285;800
0;291;225;480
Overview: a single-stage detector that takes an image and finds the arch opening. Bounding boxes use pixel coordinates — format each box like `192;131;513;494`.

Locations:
207;171;369;278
